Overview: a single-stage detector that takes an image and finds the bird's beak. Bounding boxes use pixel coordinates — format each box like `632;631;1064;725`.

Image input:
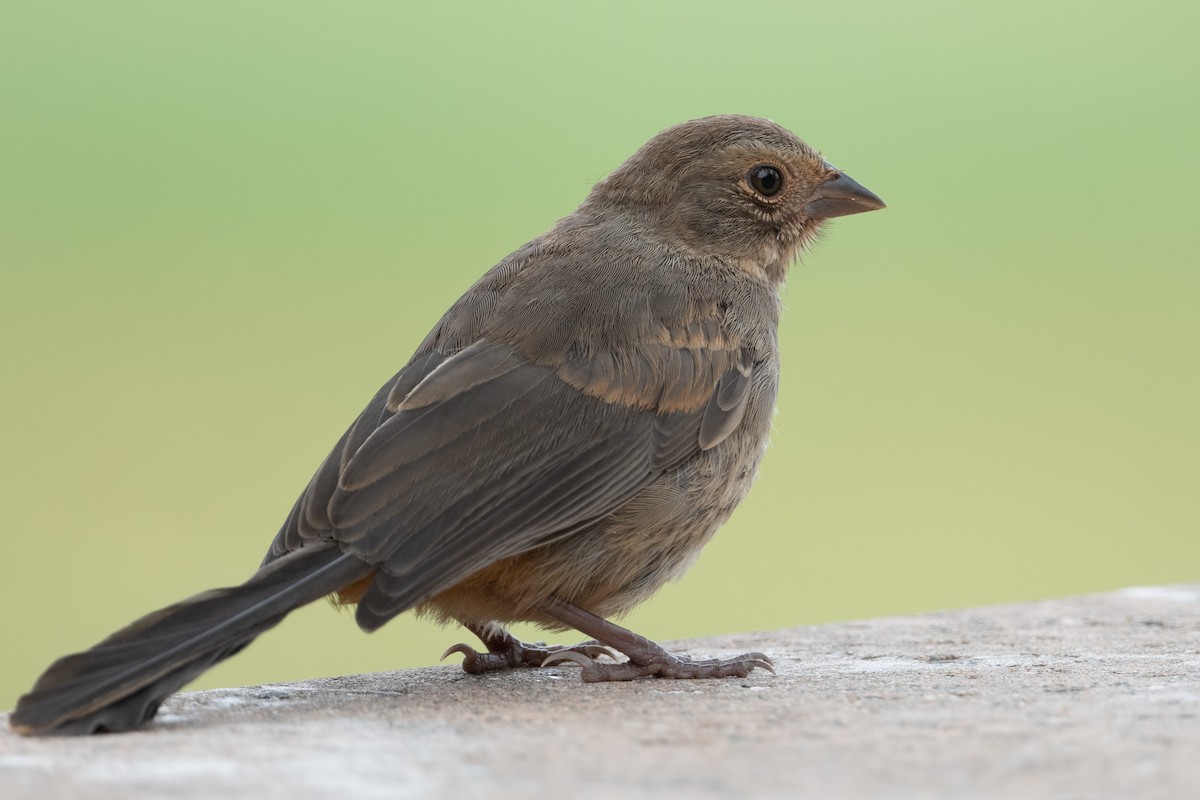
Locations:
803;165;886;219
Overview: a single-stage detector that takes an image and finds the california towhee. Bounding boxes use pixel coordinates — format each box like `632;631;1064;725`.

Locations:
10;115;884;735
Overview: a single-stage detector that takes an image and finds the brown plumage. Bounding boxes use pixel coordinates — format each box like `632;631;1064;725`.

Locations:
10;115;884;735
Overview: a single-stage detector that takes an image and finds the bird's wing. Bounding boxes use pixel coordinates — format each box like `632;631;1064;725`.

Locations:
268;318;758;630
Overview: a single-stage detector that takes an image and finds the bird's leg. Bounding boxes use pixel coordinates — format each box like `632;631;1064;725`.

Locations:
537;598;774;681
441;621;619;675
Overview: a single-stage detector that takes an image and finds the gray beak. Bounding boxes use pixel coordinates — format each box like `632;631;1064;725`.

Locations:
803;165;886;219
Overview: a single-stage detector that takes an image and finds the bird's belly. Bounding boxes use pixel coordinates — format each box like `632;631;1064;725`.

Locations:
424;411;773;629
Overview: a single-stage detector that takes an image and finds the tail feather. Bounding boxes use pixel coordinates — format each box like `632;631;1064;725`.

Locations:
10;545;370;736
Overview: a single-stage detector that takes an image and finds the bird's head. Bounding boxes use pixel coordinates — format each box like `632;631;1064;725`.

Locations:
588;115;885;283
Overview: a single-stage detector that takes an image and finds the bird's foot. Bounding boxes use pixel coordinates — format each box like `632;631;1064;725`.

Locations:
542;647;773;682
536;597;775;682
441;624;618;675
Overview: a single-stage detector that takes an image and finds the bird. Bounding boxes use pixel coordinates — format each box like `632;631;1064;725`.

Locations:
9;114;884;735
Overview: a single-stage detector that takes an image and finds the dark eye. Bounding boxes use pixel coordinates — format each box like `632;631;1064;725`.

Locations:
747;165;783;197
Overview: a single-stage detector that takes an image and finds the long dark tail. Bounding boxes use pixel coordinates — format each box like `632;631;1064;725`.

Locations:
9;545;370;736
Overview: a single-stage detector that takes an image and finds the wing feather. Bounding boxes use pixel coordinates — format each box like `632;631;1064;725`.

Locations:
263;286;764;628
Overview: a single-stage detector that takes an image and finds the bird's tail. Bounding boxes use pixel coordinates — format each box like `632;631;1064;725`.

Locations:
9;544;370;736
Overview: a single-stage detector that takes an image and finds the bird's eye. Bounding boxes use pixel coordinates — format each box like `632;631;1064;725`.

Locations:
747;165;784;198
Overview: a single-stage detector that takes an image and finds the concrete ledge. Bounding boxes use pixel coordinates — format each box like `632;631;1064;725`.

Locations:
4;585;1198;799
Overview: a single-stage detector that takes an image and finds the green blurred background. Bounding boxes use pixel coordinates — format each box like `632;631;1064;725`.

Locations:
2;2;1197;707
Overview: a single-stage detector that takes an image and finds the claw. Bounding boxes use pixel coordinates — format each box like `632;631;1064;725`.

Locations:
735;652;775;675
540;650;597;669
586;645;623;662
440;643;478;662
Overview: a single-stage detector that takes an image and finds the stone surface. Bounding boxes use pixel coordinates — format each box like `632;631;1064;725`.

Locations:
3;585;1198;799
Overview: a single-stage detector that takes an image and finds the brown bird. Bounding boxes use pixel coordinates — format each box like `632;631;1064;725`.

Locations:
9;115;884;735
